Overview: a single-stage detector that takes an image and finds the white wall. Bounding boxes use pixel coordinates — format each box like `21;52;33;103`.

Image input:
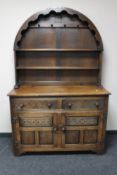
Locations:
0;0;117;132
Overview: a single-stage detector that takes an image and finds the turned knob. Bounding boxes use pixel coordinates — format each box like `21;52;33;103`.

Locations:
68;103;72;109
61;127;65;132
17;104;24;110
48;103;52;109
53;127;57;132
95;102;100;108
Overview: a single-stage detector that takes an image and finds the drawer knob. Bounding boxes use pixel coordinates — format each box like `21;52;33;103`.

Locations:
17;104;24;110
95;102;100;108
53;127;57;132
48;103;52;109
68;103;72;109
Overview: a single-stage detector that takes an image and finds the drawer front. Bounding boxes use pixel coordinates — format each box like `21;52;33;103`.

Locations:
12;97;105;111
13;98;58;111
62;97;105;110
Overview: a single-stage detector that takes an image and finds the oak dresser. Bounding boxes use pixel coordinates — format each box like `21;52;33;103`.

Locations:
8;7;110;155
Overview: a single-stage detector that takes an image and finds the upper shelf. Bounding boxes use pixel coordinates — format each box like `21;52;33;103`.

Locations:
16;66;99;70
14;8;103;51
14;8;103;86
15;49;101;52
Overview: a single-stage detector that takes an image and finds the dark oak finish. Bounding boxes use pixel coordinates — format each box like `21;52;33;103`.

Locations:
8;7;110;155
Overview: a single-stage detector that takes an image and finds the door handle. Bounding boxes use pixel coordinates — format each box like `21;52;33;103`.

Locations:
61;127;65;132
53;127;57;132
53;126;66;132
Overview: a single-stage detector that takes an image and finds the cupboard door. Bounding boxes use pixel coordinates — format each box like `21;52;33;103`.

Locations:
61;112;104;148
12;113;58;149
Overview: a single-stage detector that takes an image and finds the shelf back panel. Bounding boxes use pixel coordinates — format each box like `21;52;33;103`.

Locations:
17;69;98;85
16;51;99;68
19;28;97;50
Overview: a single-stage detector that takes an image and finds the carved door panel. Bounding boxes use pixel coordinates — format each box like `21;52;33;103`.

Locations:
13;112;58;148
61;111;104;148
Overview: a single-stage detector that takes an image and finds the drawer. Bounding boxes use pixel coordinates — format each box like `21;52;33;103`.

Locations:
62;97;105;110
13;98;58;111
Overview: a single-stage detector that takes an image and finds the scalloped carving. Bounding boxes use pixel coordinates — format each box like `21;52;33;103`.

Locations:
14;7;103;50
66;116;98;126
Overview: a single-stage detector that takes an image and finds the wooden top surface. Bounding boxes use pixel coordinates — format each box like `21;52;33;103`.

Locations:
8;85;110;97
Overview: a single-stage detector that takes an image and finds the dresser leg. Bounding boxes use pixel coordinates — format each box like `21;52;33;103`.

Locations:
95;144;106;155
96;149;105;154
13;147;22;156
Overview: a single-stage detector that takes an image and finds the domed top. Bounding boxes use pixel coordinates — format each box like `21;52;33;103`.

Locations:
14;7;103;51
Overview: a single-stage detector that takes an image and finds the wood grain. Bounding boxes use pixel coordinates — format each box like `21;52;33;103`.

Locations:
8;85;110;96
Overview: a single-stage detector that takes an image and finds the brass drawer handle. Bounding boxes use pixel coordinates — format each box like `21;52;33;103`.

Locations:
68;103;72;109
48;103;52;109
